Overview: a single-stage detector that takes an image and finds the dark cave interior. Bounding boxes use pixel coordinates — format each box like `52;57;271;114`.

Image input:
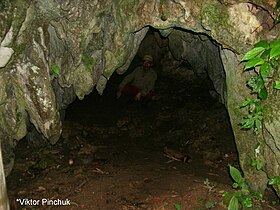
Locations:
65;27;235;157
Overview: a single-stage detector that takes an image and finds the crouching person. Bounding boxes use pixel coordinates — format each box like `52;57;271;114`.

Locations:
117;55;157;103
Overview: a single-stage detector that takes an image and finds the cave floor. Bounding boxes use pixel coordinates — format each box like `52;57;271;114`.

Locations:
7;74;279;210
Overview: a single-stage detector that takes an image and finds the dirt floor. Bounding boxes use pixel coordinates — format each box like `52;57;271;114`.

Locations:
7;73;280;210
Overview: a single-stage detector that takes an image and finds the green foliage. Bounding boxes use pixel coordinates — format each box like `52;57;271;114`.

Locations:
224;165;263;210
82;54;95;72
239;38;280;133
274;80;280;89
268;176;280;192
174;203;181;210
251;158;264;170
239;98;263;133
193;179;216;210
228;195;239;210
50;64;60;78
229;165;248;191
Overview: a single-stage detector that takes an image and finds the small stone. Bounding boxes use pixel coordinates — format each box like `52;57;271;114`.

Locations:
68;159;74;166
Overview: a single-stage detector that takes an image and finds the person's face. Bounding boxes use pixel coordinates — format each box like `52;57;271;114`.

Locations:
143;60;152;70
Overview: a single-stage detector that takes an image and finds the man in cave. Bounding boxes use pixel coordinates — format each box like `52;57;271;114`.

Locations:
117;55;157;103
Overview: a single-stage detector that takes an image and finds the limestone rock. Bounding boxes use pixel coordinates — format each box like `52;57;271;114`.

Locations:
0;47;13;68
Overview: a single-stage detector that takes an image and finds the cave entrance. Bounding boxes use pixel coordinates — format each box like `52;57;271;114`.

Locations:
60;27;238;208
8;27;240;209
65;27;237;164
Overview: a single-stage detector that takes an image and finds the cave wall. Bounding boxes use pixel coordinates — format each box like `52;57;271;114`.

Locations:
1;0;280;195
167;30;226;103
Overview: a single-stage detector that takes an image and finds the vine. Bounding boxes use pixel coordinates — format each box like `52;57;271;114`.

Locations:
227;2;280;209
239;38;280;133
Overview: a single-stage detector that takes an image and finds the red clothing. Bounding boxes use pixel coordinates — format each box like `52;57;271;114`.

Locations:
121;83;155;101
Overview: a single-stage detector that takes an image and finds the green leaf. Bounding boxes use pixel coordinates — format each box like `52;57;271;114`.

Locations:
256;159;264;170
228;195;239;210
270;58;280;69
241;47;265;61
274;80;280;89
50;64;60;76
241;119;255;129
247;75;264;93
242;197;253;208
244;57;264;70
240;114;250;120
229;165;243;184
223;191;234;207
174;203;181;210
251;158;257;167
240;118;249;125
256;104;263;113
260;49;270;59
239;118;248;125
260;62;270;80
270;44;280;59
249;102;256;113
254;40;269;49
258;86;268;100
240;182;249;191
252;158;264;169
269;178;276;185
270;39;280;49
232;183;239;189
268;176;280;185
240;98;251;108
269;39;280;59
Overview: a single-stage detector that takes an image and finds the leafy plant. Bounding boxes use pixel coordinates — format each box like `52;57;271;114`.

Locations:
239;98;263;133
239;38;280;133
174;203;181;210
250;143;265;171
193;179;216;210
50;64;60;78
251;158;265;171
268;176;280;192
224;165;263;210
